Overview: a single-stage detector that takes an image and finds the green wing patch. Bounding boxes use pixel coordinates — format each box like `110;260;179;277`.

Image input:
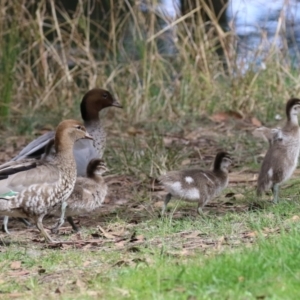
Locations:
0;190;18;199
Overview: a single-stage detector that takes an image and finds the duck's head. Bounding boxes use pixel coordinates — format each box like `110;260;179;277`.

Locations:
80;88;122;122
214;152;232;172
286;98;300;120
86;158;108;177
55;119;93;151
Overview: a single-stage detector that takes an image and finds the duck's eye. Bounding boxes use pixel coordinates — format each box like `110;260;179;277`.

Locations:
103;93;108;99
76;125;85;131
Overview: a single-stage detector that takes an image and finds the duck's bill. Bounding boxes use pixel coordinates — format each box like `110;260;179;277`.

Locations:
112;99;123;108
84;132;94;140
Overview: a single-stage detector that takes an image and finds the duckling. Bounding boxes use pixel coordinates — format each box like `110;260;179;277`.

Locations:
0;119;93;243
257;98;300;203
159;152;232;215
10;88;122;176
50;158;108;233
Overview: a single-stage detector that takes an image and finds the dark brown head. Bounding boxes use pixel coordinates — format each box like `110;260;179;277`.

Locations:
80;88;122;122
86;159;108;178
213;152;232;172
54;119;93;152
286;98;300;121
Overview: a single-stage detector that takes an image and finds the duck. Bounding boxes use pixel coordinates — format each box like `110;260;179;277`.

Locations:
1;88;121;233
257;98;300;203
159;152;232;215
50;158;108;233
0;119;93;243
10;88;122;176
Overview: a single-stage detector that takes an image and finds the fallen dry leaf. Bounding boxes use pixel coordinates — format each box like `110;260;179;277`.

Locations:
210;111;243;123
55;287;62;294
82;261;90;267
8;270;30;277
291;215;300;221
75;279;86;290
127;127;145;136
251;117;262;127
10;261;21;270
4;293;28;298
233;193;246;200
243;231;257;238
285;215;300;222
97;225;117;239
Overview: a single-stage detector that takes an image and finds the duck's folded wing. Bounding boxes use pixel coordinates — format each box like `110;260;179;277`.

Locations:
0;162;59;194
253;126;283;145
74;139;98;176
12;131;55;161
271;128;283;142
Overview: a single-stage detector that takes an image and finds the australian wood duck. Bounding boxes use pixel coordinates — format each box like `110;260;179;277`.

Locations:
0;119;93;242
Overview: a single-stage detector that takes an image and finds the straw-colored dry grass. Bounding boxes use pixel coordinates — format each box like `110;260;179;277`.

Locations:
0;0;299;131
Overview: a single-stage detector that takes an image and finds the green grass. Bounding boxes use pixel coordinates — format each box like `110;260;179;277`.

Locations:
102;230;300;299
2;200;300;299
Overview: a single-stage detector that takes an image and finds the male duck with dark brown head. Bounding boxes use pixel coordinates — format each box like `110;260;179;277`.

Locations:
257;98;300;203
0;119;93;243
10;88;122;176
159;152;232;215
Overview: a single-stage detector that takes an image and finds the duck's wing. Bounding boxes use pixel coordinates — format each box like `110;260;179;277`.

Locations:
271;128;284;142
253;126;274;144
158;170;182;184
74;139;99;177
0;160;59;195
11;131;55;161
253;126;283;145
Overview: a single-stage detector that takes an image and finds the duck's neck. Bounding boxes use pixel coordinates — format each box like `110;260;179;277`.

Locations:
84;118;101;129
90;174;104;184
288;113;299;126
55;141;77;172
213;168;228;178
84;119;106;157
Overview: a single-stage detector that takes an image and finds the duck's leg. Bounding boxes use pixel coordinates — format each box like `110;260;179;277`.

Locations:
161;193;172;215
18;218;32;227
197;199;208;216
272;184;279;204
197;206;203;215
36;215;55;243
60;201;67;225
67;216;79;232
2;217;32;234
2;216;9;234
51;201;68;233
